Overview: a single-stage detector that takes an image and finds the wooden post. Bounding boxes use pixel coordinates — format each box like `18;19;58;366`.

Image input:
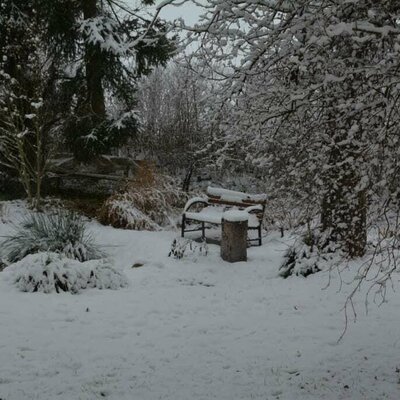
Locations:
181;214;186;238
221;211;248;263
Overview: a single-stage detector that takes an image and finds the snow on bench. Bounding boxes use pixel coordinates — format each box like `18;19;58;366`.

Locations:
207;187;267;204
181;187;267;246
185;207;259;227
223;210;250;222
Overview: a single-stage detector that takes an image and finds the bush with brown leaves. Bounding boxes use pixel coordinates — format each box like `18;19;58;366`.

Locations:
99;166;188;230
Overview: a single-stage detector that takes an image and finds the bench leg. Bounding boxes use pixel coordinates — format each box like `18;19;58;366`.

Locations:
181;215;186;238
258;225;262;246
201;222;205;241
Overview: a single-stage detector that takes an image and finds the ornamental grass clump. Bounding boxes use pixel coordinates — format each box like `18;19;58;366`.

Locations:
99;164;188;230
1;211;102;263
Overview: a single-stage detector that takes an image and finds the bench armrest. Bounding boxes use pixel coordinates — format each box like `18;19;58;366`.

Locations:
183;197;209;213
244;204;263;213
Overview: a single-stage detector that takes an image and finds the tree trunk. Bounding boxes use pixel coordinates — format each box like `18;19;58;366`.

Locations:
34;124;43;210
182;163;194;193
321;180;367;258
82;0;106;117
321;132;367;258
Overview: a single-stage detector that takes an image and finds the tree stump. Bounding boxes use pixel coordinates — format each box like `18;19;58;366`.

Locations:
221;210;248;262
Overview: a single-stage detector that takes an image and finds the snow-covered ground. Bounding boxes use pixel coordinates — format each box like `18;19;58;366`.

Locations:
0;202;399;399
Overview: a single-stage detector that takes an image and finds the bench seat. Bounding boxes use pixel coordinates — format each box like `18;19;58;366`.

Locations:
181;187;267;246
185;207;261;228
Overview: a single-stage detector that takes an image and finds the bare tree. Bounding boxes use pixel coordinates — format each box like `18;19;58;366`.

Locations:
0;3;63;208
135;63;213;190
177;0;400;262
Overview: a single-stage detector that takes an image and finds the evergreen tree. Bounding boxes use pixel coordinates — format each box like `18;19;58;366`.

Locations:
38;0;175;160
1;0;175;165
0;0;174;205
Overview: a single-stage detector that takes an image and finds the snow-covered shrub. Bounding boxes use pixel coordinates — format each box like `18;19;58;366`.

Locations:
99;167;188;230
99;194;160;230
1;211;102;263
279;230;342;278
168;238;208;259
3;252;128;293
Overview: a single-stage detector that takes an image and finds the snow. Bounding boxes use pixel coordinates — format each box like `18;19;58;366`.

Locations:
244;204;263;213
79;17;132;56
207;187;267;203
3;252;128;294
0;203;400;399
185;206;260;227
223;209;249;222
183;196;208;212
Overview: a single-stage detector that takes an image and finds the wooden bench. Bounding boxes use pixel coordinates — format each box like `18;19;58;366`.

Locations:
181;187;267;246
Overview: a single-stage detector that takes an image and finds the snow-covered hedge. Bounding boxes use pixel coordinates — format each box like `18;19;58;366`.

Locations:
3;252;128;294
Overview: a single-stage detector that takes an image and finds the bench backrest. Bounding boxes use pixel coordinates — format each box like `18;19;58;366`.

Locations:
206;187;266;221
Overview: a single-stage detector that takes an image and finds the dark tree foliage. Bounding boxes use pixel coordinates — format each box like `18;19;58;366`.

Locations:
1;0;175;161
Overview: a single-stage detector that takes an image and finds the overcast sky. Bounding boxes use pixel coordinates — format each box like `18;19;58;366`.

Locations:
125;0;203;25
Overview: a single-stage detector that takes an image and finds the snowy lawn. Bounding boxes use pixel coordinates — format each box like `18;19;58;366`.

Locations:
0;204;399;399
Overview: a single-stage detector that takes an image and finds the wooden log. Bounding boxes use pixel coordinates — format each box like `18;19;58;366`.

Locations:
47;171;123;181
221;211;248;263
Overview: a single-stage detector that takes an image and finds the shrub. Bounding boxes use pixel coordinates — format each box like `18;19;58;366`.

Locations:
99;194;160;230
3;252;128;293
168;238;208;259
1;210;102;263
279;229;341;278
99;166;188;230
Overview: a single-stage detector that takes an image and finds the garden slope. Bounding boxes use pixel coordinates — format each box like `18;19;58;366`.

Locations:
0;208;399;399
